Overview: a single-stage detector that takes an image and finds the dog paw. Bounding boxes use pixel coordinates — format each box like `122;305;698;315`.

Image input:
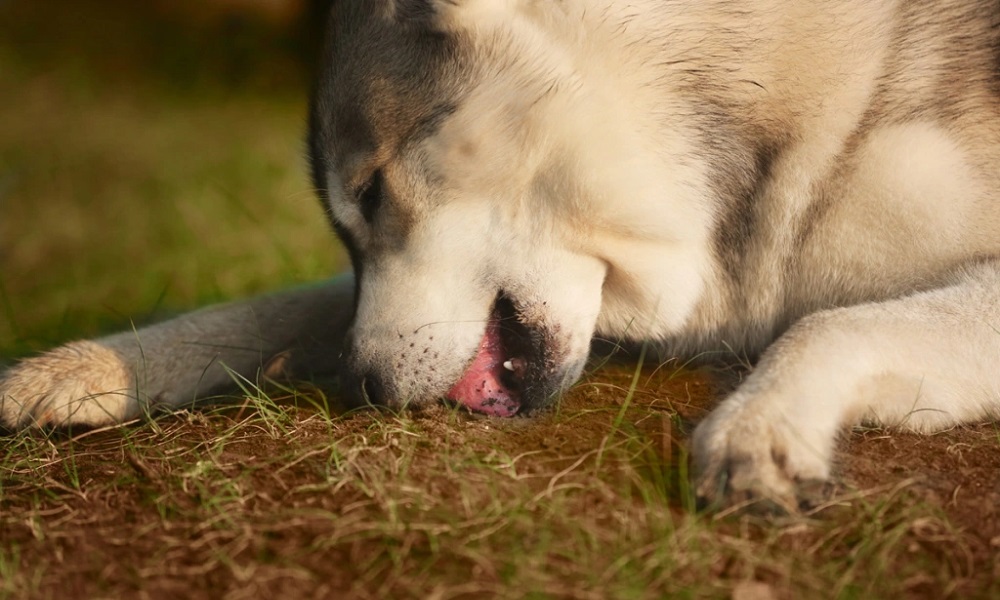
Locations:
0;341;137;429
691;394;835;513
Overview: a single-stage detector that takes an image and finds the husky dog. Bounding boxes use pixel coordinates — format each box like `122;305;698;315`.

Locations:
3;0;1000;509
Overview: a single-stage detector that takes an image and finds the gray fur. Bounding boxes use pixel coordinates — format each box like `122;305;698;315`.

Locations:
0;277;353;428
4;0;1000;508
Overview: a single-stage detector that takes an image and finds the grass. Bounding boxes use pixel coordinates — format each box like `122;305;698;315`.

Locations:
0;0;343;356
2;388;992;599
2;2;1000;599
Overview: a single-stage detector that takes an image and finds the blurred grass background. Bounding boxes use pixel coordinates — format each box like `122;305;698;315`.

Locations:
0;0;346;357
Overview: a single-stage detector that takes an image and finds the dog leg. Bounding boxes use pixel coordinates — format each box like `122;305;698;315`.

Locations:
0;274;355;429
692;261;1000;511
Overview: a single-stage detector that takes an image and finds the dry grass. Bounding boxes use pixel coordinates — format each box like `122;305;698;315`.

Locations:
3;2;1000;598
2;366;996;599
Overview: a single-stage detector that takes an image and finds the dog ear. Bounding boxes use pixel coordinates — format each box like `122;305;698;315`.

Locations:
395;0;519;31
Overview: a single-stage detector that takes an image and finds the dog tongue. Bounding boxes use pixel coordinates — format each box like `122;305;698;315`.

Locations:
446;318;520;417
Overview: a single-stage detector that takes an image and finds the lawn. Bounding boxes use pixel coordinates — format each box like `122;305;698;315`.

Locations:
2;2;999;599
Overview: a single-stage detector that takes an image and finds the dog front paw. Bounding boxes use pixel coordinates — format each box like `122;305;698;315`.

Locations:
691;394;836;513
1;341;137;429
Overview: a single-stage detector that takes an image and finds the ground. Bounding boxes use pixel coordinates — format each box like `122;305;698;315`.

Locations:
4;366;1000;598
2;2;1000;598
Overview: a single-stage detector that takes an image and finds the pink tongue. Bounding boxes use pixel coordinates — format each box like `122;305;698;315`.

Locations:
446;318;521;417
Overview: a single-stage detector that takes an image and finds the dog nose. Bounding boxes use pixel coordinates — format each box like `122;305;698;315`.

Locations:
340;330;389;408
358;373;387;407
341;367;390;409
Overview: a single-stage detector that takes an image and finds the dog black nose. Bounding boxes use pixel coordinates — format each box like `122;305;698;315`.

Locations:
341;368;389;409
359;374;387;406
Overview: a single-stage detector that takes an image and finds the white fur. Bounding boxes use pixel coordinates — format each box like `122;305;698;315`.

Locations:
693;264;1000;508
0;342;136;428
340;1;1000;507
4;1;1000;511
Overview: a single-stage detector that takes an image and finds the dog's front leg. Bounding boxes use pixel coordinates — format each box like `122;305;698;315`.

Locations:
692;261;1000;512
0;274;355;430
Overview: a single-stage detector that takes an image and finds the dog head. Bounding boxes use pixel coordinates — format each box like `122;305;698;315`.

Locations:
308;0;713;415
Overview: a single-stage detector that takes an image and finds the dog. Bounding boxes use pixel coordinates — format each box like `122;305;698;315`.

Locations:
3;0;1000;510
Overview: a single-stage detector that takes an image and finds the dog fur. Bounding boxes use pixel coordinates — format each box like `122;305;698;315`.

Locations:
3;0;1000;509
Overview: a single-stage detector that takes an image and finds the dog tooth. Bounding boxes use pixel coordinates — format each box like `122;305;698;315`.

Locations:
503;360;515;371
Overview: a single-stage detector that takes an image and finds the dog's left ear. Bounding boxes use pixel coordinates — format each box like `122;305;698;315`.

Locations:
395;0;520;31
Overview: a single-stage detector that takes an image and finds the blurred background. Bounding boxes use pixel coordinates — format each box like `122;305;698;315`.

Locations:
0;0;347;357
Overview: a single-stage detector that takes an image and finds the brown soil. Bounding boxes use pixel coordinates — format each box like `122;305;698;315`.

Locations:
842;423;1000;566
3;362;1000;599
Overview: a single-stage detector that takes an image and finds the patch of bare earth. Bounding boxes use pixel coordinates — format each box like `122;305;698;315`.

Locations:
2;363;999;599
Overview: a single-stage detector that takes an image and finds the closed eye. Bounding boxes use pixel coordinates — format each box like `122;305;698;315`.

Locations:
355;168;384;224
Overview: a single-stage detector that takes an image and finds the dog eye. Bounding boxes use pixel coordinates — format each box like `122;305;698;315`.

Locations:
355;169;384;224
